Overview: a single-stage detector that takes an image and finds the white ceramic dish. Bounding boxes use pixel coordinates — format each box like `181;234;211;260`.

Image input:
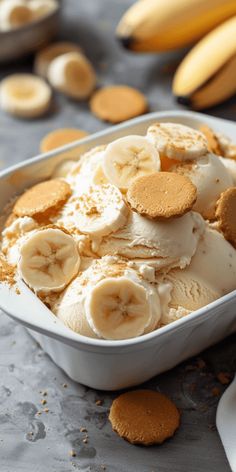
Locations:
0;110;236;391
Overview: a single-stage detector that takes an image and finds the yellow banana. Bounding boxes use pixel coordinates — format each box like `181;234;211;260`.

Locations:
116;0;236;52
173;16;236;109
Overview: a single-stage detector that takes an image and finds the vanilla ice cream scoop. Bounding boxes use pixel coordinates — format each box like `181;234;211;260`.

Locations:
53;256;161;340
94;211;205;271
173;153;233;220
68;145;108;188
53;274;99;339
1;216;38;264
159;227;236;324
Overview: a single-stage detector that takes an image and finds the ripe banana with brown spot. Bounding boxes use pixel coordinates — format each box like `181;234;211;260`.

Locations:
173;16;236;109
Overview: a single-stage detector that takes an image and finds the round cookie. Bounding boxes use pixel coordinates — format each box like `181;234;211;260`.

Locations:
127;172;197;220
40;128;88;153
216;187;236;248
13;179;72;218
109;389;180;445
90;85;147;123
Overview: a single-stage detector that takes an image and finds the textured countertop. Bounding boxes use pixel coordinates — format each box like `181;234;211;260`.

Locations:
0;1;236;471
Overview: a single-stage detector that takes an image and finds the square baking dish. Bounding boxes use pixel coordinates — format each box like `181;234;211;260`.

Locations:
0;110;236;391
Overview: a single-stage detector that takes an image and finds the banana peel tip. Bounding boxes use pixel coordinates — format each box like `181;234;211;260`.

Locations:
176;95;192;107
117;35;133;50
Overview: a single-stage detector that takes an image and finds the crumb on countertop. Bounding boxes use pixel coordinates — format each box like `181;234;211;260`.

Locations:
69;449;77;457
217;372;232;385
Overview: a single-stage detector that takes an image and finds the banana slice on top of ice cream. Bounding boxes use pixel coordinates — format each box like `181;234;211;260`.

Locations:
18;228;81;293
54;257;161;340
58;184;129;238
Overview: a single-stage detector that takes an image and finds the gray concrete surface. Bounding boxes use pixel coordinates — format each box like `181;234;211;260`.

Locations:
0;1;236;471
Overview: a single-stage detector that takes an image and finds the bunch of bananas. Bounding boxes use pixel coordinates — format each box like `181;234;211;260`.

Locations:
116;0;236;109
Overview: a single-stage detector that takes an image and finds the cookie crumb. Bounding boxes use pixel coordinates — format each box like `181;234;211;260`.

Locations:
199;405;208;412
62;383;68;388
217;372;232;385
196;358;206;369
80;427;87;433
69;450;77;457
41;399;47;405
43;408;49;413
0;255;16;286
211;387;220;397
208;423;216;431
95;399;103;406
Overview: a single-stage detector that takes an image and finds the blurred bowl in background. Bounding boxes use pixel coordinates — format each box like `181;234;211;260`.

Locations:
0;0;61;63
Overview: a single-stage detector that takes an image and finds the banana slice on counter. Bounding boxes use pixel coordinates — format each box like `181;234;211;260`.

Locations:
147;122;208;161
85;277;152;340
71;184;128;237
0;74;52;118
34;41;83;78
0;0;32;31
103;135;160;190
19;228;81;293
29;0;57;19
47;52;96;99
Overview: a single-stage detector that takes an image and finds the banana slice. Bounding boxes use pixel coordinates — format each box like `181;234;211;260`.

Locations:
103;135;160;190
0;0;32;31
0;74;52;118
34;41;82;78
68;184;128;237
47;52;96;100
19;228;80;293
85;277;152;340
147;122;208;161
29;0;57;20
